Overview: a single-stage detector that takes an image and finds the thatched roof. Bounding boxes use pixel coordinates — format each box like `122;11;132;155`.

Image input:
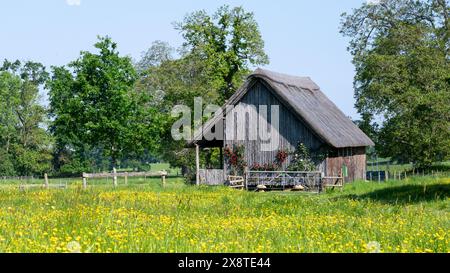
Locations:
191;68;374;148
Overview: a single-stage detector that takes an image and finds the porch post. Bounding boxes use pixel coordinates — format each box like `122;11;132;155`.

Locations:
195;144;200;186
219;146;224;169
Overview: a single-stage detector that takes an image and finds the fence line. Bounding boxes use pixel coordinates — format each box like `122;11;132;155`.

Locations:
0;170;169;191
82;169;168;189
366;169;447;182
1;176;35;180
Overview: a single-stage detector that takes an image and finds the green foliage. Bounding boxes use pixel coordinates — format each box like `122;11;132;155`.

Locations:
135;6;269;172
0;60;52;176
224;145;246;175
341;0;450;168
287;143;316;172
135;47;215;173
0;149;15;176
48;36;163;171
176;5;269;103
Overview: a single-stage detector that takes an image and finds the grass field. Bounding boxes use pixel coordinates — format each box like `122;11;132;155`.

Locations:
0;176;448;253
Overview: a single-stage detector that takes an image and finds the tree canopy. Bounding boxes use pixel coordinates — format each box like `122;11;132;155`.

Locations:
0;60;52;176
341;0;450;167
48;36;162;171
135;5;269;172
176;5;269;103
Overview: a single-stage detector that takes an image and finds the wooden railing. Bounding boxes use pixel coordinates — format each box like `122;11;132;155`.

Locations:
245;171;323;192
82;169;168;189
322;176;344;190
228;175;245;189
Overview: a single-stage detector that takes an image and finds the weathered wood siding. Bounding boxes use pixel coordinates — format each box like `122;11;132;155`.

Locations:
325;147;367;182
224;81;325;173
222;81;367;182
199;169;225;185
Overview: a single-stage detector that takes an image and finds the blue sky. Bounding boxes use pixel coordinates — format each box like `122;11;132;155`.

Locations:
1;0;369;119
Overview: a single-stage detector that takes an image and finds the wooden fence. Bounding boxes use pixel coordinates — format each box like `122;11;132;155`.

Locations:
82;169;168;189
245;171;323;192
366;169;446;182
198;169;225;185
198;169;345;192
1;176;35;180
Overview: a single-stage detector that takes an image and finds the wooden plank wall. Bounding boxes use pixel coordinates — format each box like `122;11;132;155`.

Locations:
199;169;225;185
224;81;324;173
222;81;368;182
325;147;366;181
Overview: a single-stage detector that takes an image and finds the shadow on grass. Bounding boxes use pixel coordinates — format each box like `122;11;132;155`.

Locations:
341;183;450;204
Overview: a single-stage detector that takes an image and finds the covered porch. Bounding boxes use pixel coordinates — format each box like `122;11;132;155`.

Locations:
191;138;226;186
191;139;343;192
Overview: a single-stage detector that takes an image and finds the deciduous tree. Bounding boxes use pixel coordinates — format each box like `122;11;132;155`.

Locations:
0;60;52;175
341;0;450;167
48;36;162;170
176;5;269;103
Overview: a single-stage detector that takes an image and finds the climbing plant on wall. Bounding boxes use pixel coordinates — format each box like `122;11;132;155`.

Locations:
287;143;316;172
224;145;247;175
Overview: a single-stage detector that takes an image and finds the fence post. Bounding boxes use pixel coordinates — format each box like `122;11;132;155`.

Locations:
244;167;249;190
124;172;128;185
160;171;167;188
195;144;200;186
82;173;87;189
113;168;117;188
319;172;324;193
44;173;49;189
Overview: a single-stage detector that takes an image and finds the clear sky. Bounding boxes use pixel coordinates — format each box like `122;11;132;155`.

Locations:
1;0;369;119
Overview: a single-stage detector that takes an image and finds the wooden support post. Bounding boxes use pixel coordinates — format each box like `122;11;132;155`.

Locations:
319;172;324;193
82;173;87;189
161;171;166;188
44;173;49;189
219;147;224;169
113;168;117;187
124;173;128;185
195;144;200;186
244;167;249;190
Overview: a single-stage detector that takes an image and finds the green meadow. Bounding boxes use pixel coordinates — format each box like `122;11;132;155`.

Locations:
0;175;448;253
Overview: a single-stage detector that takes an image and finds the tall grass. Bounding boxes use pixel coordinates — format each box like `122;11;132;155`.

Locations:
0;176;448;253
